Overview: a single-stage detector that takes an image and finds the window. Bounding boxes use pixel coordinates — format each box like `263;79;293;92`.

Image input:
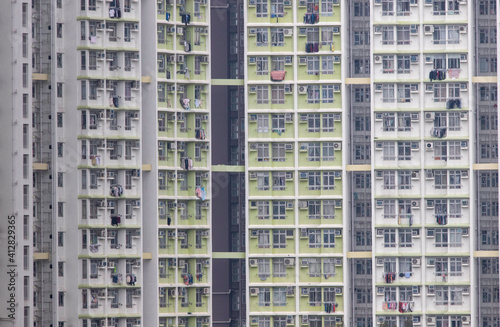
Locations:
322;85;334;103
273;259;286;277
308;201;321;219
271;0;284;16
323;115;335;132
57;23;63;38
307;85;320;103
256;28;269;46
273;288;286;306
322;56;334;74
58;292;64;307
308;143;321;161
398;170;412;189
382;26;394;44
307;56;320;75
323;229;335;248
257;201;270;220
399;229;412;247
396;26;410;45
384;200;396;218
257;172;270;191
88;0;96;10
323;172;335;190
270;28;284;47
257;114;269;133
258;259;270;278
383;142;396;160
309;287;322;306
397;84;411;103
308;172;321;190
273;230;286;248
322;142;335;161
257;143;269;161
258;230;270;248
272;172;286;190
124;23;132;42
382;84;395;102
271;85;285;104
22;64;28;88
383;171;396;189
308;114;320;132
258;288;271;306
382;0;394;15
256;0;268;17
272;143;285;162
308;229;322;248
272;201;286;220
256;56;268;75
256;85;269;104
306;27;320;43
383;55;395;73
384;229;396;247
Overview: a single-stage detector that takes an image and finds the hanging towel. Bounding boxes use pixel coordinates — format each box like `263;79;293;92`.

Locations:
90;36;97;44
195;99;201;108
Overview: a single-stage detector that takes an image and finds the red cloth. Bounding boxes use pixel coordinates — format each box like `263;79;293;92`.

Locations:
271;71;286;81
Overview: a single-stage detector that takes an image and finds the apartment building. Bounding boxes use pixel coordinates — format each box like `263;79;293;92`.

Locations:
242;0;500;327
144;0;213;326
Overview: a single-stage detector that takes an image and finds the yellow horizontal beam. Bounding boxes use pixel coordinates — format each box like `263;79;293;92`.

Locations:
143;252;152;260
474;251;499;257
213;252;246;259
32;163;49;171
32;73;48;81
211;79;244;86
473;163;499;170
347;251;372;258
141;76;151;83
345;78;371;85
212;165;245;172
346;164;371;171
142;164;152;171
33;252;50;260
472;76;497;83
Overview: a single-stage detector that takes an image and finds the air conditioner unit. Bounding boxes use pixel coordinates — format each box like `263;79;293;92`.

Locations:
299;172;308;179
427;317;436;325
298;85;307;94
425;112;435;120
284;258;295;266
284;28;293;36
374;56;382;64
459;25;467;33
461;141;468;149
248;56;256;64
285;143;293;151
302;315;309;324
412;258;421;266
333;142;342;150
411;200;420;208
176;27;184;34
286;316;295;324
250;287;259;296
424;25;434;35
248;28;257;35
299;56;307;65
425;142;434;150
